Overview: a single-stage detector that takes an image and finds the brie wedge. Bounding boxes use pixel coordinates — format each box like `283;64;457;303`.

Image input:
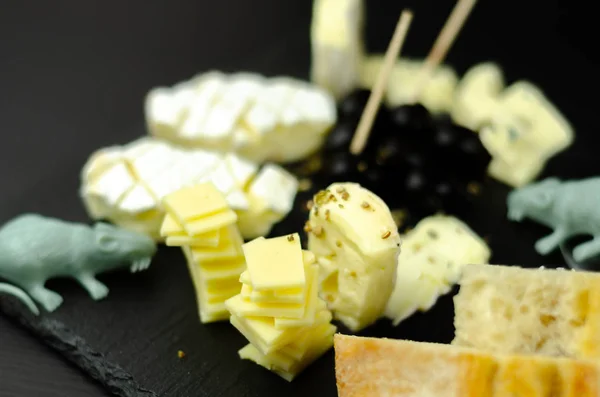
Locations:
145;72;336;164
80;137;298;240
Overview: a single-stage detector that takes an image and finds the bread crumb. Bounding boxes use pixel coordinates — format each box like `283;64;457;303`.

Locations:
298;178;312;192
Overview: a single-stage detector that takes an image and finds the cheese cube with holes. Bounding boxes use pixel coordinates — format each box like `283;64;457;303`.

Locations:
160;184;245;323
145;72;336;164
451;62;504;130
310;0;364;100
384;215;491;326
225;233;336;381
80;137;298;240
360;56;459;114
480;81;574;187
306;183;401;332
451;63;574;187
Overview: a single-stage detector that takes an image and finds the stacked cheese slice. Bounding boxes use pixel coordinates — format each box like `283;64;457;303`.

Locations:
145;71;336;164
159;183;245;323
81;137;298;240
225;234;336;381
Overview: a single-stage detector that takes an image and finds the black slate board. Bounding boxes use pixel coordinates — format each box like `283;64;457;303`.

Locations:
2;0;600;396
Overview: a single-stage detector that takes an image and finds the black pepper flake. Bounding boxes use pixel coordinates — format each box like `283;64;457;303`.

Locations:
287;234;295;242
338;204;344;209
335;240;342;248
325;209;331;221
341;191;350;200
381;230;391;239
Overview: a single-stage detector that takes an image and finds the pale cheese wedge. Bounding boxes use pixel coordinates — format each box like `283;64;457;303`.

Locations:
307;183;401;332
384;215;491;326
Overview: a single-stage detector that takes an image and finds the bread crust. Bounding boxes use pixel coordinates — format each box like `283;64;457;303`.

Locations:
334;334;600;397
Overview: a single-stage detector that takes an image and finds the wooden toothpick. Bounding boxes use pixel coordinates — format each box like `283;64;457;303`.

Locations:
410;0;478;102
349;10;414;156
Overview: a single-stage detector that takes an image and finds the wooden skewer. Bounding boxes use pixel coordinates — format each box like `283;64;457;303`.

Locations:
349;10;414;155
411;0;478;102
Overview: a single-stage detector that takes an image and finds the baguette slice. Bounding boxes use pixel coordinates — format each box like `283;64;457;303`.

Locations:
453;264;600;361
335;334;600;397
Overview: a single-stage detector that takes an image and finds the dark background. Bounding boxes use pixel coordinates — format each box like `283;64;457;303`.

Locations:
1;0;599;396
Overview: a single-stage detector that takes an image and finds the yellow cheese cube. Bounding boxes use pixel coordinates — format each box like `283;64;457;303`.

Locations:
238;324;335;381
197;288;229;323
203;276;241;296
229;314;303;355
182;246;245;279
183;250;241;314
165;228;220;247
186;225;244;262
162;183;229;222
273;264;321;328
279;321;335;361
243;234;305;291
161;210;237;237
240;283;305;304
199;257;247;280
225;294;306;319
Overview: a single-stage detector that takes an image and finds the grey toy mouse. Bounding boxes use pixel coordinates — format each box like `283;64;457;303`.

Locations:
0;213;157;314
507;177;600;262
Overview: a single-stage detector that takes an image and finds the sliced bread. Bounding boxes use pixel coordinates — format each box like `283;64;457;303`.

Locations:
334;334;600;397
453;264;600;360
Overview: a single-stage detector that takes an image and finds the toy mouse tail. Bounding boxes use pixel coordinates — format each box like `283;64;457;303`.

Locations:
0;282;39;315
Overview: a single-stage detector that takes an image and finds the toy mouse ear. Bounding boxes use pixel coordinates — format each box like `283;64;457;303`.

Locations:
96;233;119;252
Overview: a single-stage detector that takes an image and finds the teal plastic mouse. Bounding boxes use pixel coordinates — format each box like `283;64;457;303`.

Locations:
0;213;157;314
507;177;600;262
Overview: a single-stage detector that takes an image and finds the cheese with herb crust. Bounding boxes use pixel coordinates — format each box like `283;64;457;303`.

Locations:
306;182;401;332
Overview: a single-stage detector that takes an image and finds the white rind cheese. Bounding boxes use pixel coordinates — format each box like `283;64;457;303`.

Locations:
306;183;401;332
145;72;336;164
80;137;298;240
310;0;364;100
360;56;459;114
384;215;491;326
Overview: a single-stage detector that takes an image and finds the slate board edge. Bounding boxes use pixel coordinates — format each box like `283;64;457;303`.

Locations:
0;298;157;397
